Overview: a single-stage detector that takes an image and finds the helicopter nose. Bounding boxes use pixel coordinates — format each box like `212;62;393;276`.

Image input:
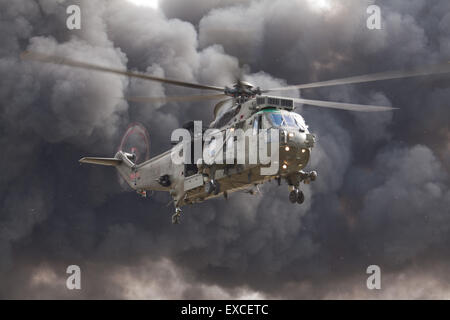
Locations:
279;129;313;171
283;130;315;149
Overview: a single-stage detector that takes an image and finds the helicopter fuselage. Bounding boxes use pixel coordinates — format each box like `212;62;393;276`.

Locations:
112;95;317;212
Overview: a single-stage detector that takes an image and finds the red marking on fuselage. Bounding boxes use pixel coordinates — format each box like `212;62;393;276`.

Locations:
130;172;140;180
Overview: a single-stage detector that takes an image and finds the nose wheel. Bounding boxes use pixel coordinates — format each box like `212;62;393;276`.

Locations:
297;190;305;204
289;188;304;204
286;169;317;204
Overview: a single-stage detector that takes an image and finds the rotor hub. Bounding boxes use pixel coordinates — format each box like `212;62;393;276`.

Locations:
224;81;261;98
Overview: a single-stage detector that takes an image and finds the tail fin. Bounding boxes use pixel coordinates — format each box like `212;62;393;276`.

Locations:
79;157;122;166
79;152;136;189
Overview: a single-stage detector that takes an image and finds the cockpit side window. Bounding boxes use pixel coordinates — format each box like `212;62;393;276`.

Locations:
262;114;271;129
252;115;259;134
292;113;306;132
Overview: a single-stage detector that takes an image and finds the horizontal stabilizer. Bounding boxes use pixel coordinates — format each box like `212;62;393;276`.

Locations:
79;157;122;166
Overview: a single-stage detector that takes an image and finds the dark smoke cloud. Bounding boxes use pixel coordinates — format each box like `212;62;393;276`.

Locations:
160;0;251;26
0;0;449;298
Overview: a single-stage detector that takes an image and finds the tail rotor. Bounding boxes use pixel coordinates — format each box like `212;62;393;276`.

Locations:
118;122;150;164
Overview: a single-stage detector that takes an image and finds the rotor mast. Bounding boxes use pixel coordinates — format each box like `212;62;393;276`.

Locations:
223;80;262;99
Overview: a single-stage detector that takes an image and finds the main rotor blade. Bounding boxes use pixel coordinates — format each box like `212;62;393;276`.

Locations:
266;61;450;91
126;94;228;103
20;51;225;92
292;97;398;112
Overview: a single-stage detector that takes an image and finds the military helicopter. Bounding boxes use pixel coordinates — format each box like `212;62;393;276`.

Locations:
21;51;450;223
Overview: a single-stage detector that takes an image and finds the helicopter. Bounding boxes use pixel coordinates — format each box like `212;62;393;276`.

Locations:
21;51;450;223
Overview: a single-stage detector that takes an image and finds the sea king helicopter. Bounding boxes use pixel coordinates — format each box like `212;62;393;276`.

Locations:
21;51;450;223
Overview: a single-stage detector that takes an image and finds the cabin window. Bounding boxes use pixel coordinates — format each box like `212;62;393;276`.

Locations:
252;114;262;134
214;105;241;128
252;115;259;134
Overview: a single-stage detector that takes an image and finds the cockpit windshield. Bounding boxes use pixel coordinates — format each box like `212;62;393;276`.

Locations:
266;111;304;130
268;113;284;127
284;114;297;127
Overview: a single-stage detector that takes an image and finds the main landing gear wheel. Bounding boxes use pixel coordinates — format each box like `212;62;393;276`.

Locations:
205;180;214;194
172;208;181;224
205;180;220;195
213;180;220;195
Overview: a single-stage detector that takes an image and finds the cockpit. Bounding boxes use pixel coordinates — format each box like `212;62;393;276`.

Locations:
258;109;307;132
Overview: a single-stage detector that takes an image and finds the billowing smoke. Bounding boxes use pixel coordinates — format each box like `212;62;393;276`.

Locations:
0;0;449;299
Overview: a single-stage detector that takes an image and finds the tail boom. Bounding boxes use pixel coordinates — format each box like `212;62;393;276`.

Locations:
79;157;122;166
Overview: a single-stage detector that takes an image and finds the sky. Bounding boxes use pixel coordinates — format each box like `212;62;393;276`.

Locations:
126;0;159;9
0;0;449;299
